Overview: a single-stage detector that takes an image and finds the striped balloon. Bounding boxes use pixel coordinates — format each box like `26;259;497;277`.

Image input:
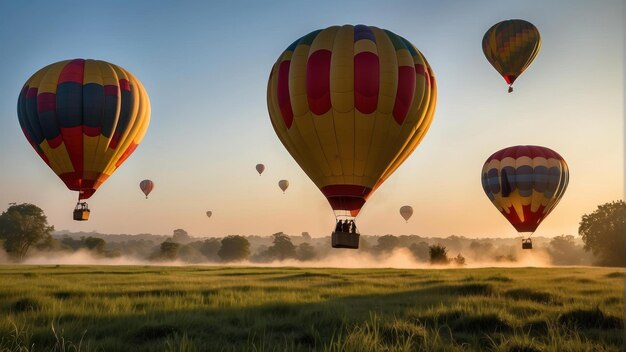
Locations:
481;146;568;233
267;25;436;217
482;19;541;92
17;59;150;200
139;179;154;199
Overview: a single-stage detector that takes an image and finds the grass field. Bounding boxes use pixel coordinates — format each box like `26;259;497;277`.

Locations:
0;266;623;351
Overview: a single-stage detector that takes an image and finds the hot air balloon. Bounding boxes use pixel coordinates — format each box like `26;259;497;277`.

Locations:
256;164;265;175
400;206;413;222
267;25;436;248
140;179;154;199
17;59;150;220
482;19;541;93
206;211;212;218
481;146;568;249
278;180;289;193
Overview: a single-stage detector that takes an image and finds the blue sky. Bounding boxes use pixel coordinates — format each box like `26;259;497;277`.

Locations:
0;0;623;237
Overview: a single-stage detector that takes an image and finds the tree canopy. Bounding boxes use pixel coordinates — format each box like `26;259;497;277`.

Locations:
429;244;449;265
266;233;296;261
160;240;180;260
0;203;54;261
579;200;625;267
218;235;250;262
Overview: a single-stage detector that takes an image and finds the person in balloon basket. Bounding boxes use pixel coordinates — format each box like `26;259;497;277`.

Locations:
342;221;350;233
350;221;357;234
335;220;343;233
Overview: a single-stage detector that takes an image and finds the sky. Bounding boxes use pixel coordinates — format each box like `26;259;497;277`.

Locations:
0;0;623;238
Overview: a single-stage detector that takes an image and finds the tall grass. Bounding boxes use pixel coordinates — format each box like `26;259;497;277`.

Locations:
0;266;623;351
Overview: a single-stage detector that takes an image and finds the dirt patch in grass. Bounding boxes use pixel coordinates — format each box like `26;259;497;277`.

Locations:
558;307;623;330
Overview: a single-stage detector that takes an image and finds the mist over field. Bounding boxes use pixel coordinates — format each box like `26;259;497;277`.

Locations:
0;229;590;268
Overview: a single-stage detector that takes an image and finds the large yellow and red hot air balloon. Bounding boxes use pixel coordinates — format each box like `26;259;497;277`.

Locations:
267;24;436;228
17;59;150;220
481;146;568;248
482;19;541;93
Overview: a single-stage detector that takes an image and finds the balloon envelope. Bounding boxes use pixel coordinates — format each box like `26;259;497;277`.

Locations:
400;205;413;222
17;59;150;200
482;19;541;89
206;211;212;218
267;25;436;217
278;180;289;193
481;145;568;233
256;164;265;175
139;179;154;198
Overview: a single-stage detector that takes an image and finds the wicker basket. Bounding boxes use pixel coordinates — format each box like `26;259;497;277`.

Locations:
73;209;90;221
331;231;359;249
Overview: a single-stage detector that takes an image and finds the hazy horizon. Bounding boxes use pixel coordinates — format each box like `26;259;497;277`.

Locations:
0;0;623;239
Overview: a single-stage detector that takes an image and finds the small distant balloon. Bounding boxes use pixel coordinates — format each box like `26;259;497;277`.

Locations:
256;164;265;175
206;211;212;218
140;179;154;199
400;206;413;222
278;180;289;193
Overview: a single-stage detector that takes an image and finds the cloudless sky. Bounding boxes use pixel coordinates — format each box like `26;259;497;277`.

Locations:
0;0;623;238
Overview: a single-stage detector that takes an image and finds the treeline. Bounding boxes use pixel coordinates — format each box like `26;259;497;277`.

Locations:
48;230;593;266
1;201;624;266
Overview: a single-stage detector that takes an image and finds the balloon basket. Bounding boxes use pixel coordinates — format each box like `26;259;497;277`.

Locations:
521;238;533;250
73;202;90;221
332;232;359;249
73;210;90;221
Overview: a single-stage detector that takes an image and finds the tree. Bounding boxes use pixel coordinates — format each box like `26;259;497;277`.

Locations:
172;229;192;244
453;253;466;266
218;235;250;262
548;235;587;265
409;242;430;262
468;240;494;260
266;232;296;261
301;232;311;241
376;235;399;253
160;240;180;260
296;242;316;261
178;244;205;263
0;203;54;261
199;238;221;261
83;236;106;254
429;244;449;265
579;200;626;266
